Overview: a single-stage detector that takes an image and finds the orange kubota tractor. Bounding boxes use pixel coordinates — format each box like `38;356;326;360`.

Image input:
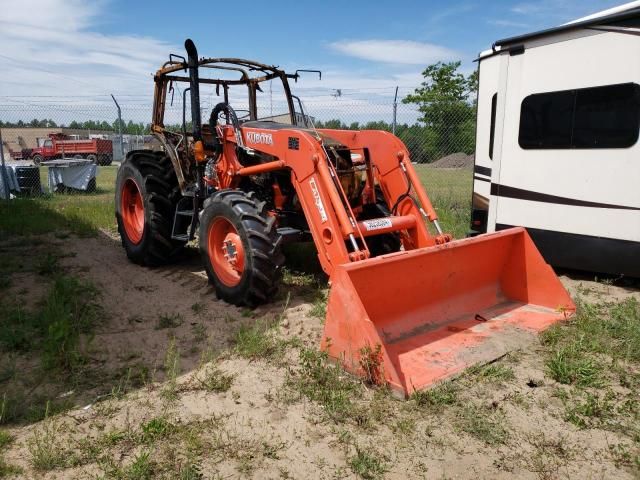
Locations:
116;40;575;396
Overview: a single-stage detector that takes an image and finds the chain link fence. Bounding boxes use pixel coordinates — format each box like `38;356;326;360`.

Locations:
0;94;475;235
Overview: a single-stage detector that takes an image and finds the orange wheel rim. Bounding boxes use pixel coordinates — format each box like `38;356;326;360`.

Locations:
208;217;245;287
120;178;144;244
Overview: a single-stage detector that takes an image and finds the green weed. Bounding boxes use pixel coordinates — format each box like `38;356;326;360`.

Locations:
309;291;328;319
141;417;176;443
563;390;616;429
545;346;602;387
234;320;286;361
0;457;23;478
162;338;181;401
194;365;233;393
287;348;360;423
348;445;388;480
36;253;61;275
457;404;509;445
0;275;100;372
410;382;458;410
190;302;205;314
27;406;68;471
156;313;183;330
471;363;515;383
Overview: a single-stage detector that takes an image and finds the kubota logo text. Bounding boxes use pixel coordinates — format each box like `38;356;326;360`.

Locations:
309;178;328;223
246;131;273;145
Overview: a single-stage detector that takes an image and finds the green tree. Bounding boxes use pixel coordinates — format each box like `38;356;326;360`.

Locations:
403;61;477;159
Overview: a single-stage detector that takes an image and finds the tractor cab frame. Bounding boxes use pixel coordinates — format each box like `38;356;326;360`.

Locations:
150;42;319;196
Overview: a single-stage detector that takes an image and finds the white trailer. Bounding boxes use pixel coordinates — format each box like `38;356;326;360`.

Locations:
471;2;640;277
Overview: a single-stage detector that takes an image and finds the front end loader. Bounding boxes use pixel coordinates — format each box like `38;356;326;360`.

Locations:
115;39;574;396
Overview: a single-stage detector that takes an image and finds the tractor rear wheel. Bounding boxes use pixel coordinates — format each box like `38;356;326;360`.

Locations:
200;190;284;306
115;150;185;266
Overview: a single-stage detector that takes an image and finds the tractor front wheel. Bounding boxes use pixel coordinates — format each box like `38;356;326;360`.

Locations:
115;151;185;266
200;190;284;306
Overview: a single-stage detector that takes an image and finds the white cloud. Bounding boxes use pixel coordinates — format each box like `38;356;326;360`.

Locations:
0;1;439;126
488;19;530;29
0;0;177;98
329;39;460;65
510;1;623;21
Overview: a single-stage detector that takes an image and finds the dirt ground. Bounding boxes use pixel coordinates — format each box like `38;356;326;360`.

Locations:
1;231;639;479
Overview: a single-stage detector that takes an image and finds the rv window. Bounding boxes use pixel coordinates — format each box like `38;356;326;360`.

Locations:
489;93;497;159
519;83;640;149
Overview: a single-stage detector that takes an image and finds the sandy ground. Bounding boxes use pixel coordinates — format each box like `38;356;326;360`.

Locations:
1;232;639;479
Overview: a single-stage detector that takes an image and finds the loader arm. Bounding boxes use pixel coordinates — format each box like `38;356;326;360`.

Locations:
218;125;448;276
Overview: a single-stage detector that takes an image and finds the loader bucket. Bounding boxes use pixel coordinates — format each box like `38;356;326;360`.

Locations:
321;227;575;396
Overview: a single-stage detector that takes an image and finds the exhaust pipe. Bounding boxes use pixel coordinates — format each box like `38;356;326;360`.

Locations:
184;39;202;143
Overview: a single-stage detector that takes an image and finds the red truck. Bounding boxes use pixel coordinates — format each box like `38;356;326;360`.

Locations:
30;133;113;166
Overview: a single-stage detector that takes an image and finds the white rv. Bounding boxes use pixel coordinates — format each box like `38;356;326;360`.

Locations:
471;2;640;277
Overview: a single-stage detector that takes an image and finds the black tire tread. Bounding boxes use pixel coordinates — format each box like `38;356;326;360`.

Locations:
116;150;184;266
201;189;284;306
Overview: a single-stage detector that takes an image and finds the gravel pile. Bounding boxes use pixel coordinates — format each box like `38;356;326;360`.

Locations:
429;152;474;168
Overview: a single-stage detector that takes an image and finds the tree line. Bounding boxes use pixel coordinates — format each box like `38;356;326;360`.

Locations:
0;118;152;135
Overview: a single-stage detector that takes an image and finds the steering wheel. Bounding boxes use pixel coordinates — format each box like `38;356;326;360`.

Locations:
208;102;241;152
209;102;241;131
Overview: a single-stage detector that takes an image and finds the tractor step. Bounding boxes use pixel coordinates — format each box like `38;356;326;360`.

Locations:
277;227;305;244
172;197;196;242
171;233;190;242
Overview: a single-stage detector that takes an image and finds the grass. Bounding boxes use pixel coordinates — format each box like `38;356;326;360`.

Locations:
0;165;470;244
102;450;155;480
140;417;176;444
194;364;234;393
348;445;388;479
457;404;509;446
287;348;361;423
156;312;184;330
545;347;602;387
0;459;22;478
538;297;640;473
309;291;328;319
0;165;118;237
0;274;101;372
0;431;12;450
162;338;181;401
414;165;472;239
0;430;22;478
563;390;616;428
542;298;640;364
233;320;287;361
27;407;69;471
409;382;458;411
542;298;640;387
471;364;516;383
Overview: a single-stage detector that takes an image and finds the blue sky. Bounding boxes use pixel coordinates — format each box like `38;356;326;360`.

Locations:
0;0;627;102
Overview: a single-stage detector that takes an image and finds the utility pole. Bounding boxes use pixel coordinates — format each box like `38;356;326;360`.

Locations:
111;94;124;161
0;128;10;200
392;86;399;135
